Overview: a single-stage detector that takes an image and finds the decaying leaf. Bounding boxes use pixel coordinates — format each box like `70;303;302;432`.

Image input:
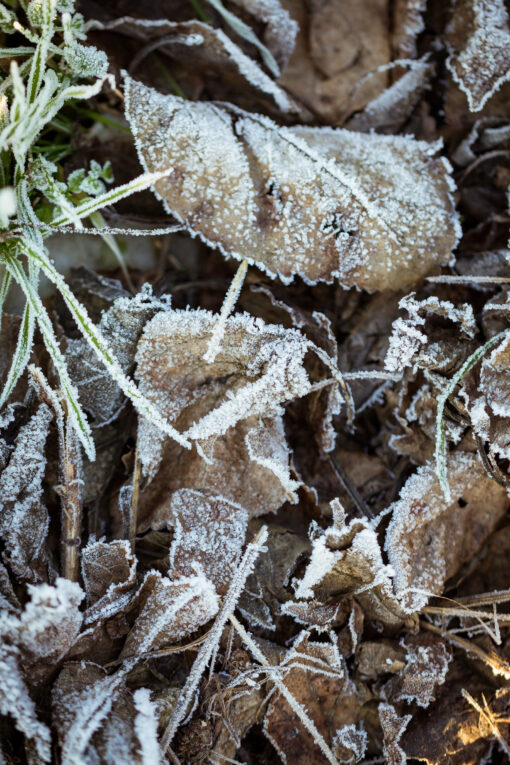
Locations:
379;703;412;765
382;635;452;708
135;309;310;524
392;0;427;58
230;0;298;69
125;75;459;291
385;453;510;612
120;570;218;659
294;499;406;627
151;489;249;595
263;631;361;763
446;0;510;112
0;403;52;583
81;539;137;625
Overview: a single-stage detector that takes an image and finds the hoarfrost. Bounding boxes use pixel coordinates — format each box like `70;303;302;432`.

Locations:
124;75;459;291
379;703;411;765
229;0;298;69
133;689;161;765
81;539;137;625
446;0;510;112
385;453;510;612
332;722;368;762
391;639;451;708
0;403;52;582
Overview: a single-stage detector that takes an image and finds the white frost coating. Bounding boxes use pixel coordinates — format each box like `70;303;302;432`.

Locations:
332;723;368;762
231;0;298;67
385;292;476;372
17;578;83;657
394;640;451;708
379;703;411;765
245;417;302;502
0;643;51;761
293;535;342;600
124;75;459;291
446;0;510;112
203;259;247;362
133;689;161;765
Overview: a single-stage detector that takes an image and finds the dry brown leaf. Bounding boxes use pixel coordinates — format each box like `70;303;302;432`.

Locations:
263;631;362;763
294;499;406;627
152;489;249;596
391;0;426;58
446;0;510;112
125;75;459;291
0;404;52;583
120;570;218;659
382;635;451;708
379;703;411;765
385;453;510;612
135;309;310;525
81;540;137;626
230;0;298;70
356;641;406;681
278;0;390;123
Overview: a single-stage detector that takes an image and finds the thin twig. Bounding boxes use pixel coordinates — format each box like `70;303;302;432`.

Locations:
421;620;510;679
328;452;375;520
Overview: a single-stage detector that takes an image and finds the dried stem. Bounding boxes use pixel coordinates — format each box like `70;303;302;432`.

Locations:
59;423;83;582
421;620;510;679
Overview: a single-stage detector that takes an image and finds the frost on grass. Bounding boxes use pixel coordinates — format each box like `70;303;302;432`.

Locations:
385;292;476;373
263;631;360;764
385;453;510;612
134;309;310;524
446;0;510;112
124;75;459;291
0;403;52;583
66;290;158;426
293;499;405;627
153;489;249;596
120;570;218;659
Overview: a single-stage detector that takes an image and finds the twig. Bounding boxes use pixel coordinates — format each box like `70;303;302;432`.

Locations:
421;620;510;679
462;689;510;757
328;452;375;520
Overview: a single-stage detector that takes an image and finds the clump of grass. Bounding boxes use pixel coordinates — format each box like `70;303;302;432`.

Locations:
0;0;187;459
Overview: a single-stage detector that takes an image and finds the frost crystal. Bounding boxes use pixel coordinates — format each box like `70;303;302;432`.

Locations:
124;75;459;291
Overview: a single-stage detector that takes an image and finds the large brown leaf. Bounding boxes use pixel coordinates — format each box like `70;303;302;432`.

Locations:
125;75;459;291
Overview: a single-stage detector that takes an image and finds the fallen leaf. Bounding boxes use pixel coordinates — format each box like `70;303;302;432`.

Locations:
379;703;411;765
0;404;52;583
81;539;137;626
264;632;361;763
135;309;310;524
382;635;451;708
384;453;510;612
391;0;427;58
446;0;510;112
124;75;459;291
230;0;298;69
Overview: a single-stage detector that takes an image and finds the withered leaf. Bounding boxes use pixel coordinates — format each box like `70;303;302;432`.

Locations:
120;570;218;659
391;0;426;58
446;0;510;112
125;75;459;291
135;309;309;524
81;540;137;626
385;453;510;612
379;703;411;765
263;631;361;764
382;635;451;708
230;0;298;70
152;489;248;596
0;403;52;583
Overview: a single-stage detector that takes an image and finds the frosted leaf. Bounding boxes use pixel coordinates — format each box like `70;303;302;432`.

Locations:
347;58;432;134
294;500;404;627
392;0;427;58
264;632;360;764
151;489;249;596
133;689;161;765
66;290;158;427
379;703;411;765
120;570;218;659
385;453;510;612
124;75;459;291
385;292;476;373
332;722;368;763
0;642;51;762
52;661;129;765
480;332;510;418
446;0;510;112
386;637;451;708
81;540;137;625
135;309;310;521
229;0;298;69
89;17;297;114
0;403;52;582
281;599;349;632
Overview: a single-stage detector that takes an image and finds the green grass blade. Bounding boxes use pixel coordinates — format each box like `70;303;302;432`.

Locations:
5;252;96;460
23;245;191;450
0;300;34;408
435;329;510;500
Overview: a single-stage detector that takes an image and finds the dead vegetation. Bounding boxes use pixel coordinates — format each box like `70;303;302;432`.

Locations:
2;0;510;763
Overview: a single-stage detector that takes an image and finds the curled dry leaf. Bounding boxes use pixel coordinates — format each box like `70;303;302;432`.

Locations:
391;0;427;58
385;453;510;612
135;309;310;524
446;0;510;112
89;16;297;115
155;489;249;596
230;0;298;69
124;75;459;291
263;632;361;763
120;570;218;659
379;703;412;765
0;403;52;583
81;539;137;626
294;499;406;627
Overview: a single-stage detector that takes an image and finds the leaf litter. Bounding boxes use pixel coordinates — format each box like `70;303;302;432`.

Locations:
4;0;510;762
